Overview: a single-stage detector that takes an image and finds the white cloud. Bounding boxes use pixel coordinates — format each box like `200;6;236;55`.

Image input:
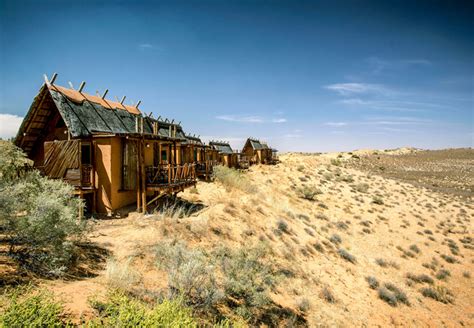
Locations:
0;114;23;139
324;122;348;127
138;43;153;50
366;56;432;74
216;115;264;123
216;115;287;124
283;133;302;138
325;83;388;96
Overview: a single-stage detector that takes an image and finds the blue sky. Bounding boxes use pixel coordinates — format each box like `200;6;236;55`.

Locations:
0;0;472;151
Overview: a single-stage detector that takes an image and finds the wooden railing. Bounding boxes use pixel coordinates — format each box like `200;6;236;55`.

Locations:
195;160;215;175
146;164;196;186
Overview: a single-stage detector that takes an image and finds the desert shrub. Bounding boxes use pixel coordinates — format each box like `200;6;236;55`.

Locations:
320;286;336;303
378;287;398;306
216;244;275;320
378;283;409;306
213;165;256;193
441;254;457;263
384;283;410;305
409;244;421;254
329;234;342;245
89;290;198;327
154;200;198;220
406;273;434;284
155;241;221;309
341;175;354;183
463;271;471;278
0;142;85;276
0;286;67;327
366;276;379;289
105;257;142;290
338;248;357;264
330;159;342;166
435;269;451;280
420;285;454;304
355;183;369;193
297;185;322;201
276;219;290;235
296;298;311;312
372;196;384;205
297;165;305;172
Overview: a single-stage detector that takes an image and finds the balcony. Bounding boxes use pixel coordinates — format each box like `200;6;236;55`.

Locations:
145;164;196;189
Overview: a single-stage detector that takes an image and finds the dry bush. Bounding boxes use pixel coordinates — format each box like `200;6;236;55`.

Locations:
338;248;357;264
155;241;221;309
297;185;322;201
213;165;256;193
366;276;379;289
106;257;142;290
420;285;454;304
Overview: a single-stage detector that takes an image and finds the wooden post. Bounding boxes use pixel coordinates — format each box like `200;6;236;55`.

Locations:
136;140;141;212
141;139;146;213
173;142;177;166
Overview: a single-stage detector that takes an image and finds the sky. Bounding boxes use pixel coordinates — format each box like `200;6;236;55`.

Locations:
0;0;472;152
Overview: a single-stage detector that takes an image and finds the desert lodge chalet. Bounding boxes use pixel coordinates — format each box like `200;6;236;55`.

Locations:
14;74;278;215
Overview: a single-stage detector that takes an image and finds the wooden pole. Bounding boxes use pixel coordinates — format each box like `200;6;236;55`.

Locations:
136;140;141;212
141;139;146;213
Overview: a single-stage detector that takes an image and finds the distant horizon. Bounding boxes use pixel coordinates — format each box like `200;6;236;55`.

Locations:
1;0;472;152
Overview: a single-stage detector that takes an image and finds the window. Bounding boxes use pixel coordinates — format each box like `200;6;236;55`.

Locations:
194;149;198;161
81;143;92;165
161;150;167;162
121;140;137;190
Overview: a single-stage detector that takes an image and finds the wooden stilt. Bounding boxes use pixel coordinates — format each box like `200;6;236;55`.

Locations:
141;139;146;213
136;140;141;212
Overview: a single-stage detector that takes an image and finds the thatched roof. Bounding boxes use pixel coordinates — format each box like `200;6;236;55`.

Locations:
15;83;186;154
183;134;204;147
244;138;268;150
209;141;233;154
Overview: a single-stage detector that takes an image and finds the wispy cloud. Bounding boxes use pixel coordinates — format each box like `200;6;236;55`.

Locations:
282;133;302;138
337;98;452;112
324;122;348;127
367;56;432;74
324;83;389;96
0;114;23;139
216;115;264;123
322;116;432;128
216;115;287;124
138;43;154;50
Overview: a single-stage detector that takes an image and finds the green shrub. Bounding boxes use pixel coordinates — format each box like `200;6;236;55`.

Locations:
216;244;275;320
212;165;256;193
0;286;66;327
435;269;451;280
0;142;85;276
89;290;198;327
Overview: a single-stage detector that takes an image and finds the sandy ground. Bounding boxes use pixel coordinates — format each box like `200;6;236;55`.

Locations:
7;151;473;327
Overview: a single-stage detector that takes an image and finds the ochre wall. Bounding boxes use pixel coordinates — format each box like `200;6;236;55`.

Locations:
94;138;114;214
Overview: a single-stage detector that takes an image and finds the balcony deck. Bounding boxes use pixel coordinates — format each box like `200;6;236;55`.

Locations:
145;164;197;191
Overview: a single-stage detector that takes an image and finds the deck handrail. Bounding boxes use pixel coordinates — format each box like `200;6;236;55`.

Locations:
146;164;196;185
